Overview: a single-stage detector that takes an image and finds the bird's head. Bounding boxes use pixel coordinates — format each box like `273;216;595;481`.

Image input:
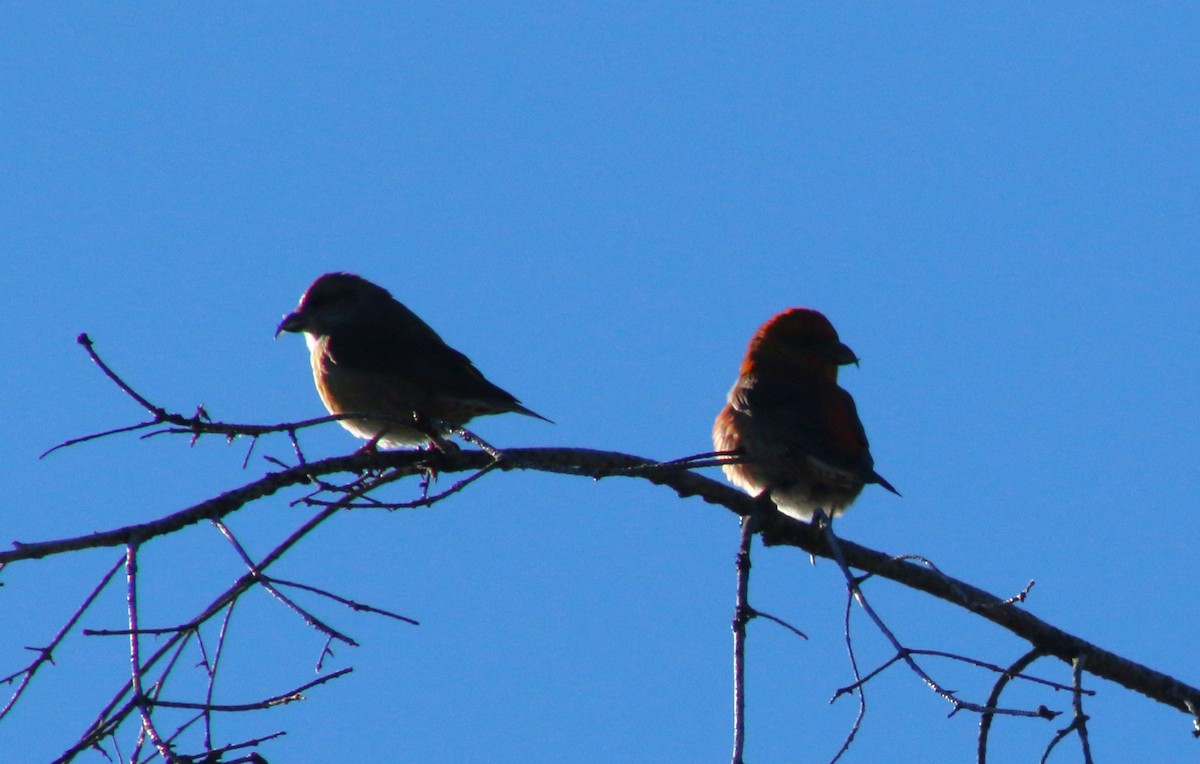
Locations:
740;308;859;380
275;272;392;339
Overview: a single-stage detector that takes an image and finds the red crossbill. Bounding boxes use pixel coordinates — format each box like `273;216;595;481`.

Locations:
713;308;898;521
276;272;548;448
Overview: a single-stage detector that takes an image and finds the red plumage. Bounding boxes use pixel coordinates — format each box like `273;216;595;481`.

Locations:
713;308;898;522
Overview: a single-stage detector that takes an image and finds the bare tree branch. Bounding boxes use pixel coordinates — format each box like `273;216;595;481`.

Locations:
148;667;353;712
9;443;1200;728
731;514;756;764
1040;656;1095;764
0;555;123;721
978;647;1047;763
817;512;1055;721
6;333;1198;760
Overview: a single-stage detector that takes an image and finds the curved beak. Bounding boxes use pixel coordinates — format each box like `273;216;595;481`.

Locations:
274;311;306;339
832;341;860;367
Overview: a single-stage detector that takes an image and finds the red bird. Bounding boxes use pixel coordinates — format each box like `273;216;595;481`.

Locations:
713;308;898;522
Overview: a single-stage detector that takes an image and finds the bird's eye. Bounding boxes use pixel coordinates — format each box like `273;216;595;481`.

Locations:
304;292;329;310
303;285;359;313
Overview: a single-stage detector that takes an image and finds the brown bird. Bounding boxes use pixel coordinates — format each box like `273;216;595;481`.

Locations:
713;308;898;522
276;272;549;448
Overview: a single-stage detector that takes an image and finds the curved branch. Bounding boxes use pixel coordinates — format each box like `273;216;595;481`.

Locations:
752;511;1200;723
6;444;1198;729
3;450;433;563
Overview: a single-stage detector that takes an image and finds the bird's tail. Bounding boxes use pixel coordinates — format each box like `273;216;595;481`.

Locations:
872;471;901;496
514;404;554;423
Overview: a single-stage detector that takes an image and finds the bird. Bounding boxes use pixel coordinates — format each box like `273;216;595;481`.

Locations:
276;272;549;449
713;308;898;522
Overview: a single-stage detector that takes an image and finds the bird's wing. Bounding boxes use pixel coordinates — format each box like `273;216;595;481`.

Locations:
325;303;531;413
734;375;878;481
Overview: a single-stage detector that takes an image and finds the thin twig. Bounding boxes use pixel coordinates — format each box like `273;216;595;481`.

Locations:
751;610;807;640
78;333;160;411
212;521;359;647
306;463;499;510
978;648;1046;763
1041;656;1094;764
731;514;756;764
903;649;1080;693
184;730;286;763
40;335;443;458
817;512;1056;722
39;421;162;458
125;543;175;762
1071;655;1094;763
149;667;353;712
446;424;501;460
55;504;346;763
240;435;259;469
829;567;867;764
0;554;123;720
201;601;238;749
617;450;743;476
150;710;206;764
269;578;419;626
58;468;392;760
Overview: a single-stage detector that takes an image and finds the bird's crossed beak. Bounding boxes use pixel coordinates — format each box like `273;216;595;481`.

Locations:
833;342;860;367
274;311;306;339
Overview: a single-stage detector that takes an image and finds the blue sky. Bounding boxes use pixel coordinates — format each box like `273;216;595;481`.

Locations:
2;4;1198;762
